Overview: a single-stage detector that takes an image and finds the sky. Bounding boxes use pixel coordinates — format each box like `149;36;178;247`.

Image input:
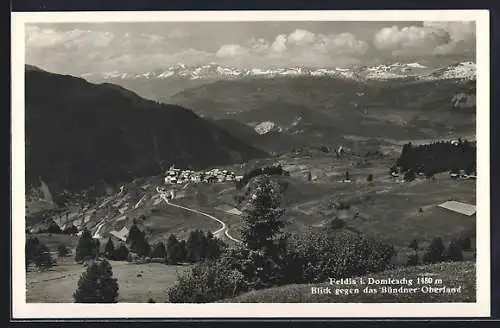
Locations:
25;21;476;75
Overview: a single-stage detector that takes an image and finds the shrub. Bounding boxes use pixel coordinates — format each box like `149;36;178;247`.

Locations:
404;170;416;182
167;258;248;303
34;242;55;269
58;244;70;257
112;244;129;261
73;259;119;303
328;218;346;230
291;229;395;284
46;221;62;234
367;174;374;182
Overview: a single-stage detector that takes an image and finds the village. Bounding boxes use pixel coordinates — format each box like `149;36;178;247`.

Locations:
163;165;244;185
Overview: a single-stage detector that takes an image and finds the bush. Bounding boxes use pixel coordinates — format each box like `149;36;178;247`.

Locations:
112;244;129;261
33;242;55;269
404;170;416;182
367;174;374;182
58;244;70;257
73;259;119;303
328;218;346;230
46;221;62;234
167;258;248;303
291;229;395;284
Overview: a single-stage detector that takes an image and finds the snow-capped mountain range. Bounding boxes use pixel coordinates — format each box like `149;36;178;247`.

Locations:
81;61;476;82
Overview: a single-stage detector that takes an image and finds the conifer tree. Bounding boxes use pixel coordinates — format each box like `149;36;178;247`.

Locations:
151;242;167;259
113;244;129;261
239;176;285;257
166;234;182;264
446;240;464;262
25;236;40;267
409;239;419;251
105;237;115;259
186;230;200;263
178;240;187;263
58;244;70;257
34;242;55;269
73;259;119;303
127;224;150;257
75;229;96;262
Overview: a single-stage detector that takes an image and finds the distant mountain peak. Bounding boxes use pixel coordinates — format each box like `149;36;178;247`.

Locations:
79;61;476;83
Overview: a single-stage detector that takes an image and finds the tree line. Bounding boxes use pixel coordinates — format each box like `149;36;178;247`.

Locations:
393;139;476;179
236;164;290;189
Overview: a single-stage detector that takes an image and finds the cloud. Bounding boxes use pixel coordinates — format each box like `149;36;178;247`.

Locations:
216;44;249;58
215;29;369;67
26;25;114;49
287;29;317;46
373;22;475;56
271;34;287;53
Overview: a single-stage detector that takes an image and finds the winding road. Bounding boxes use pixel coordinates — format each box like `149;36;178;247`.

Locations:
156;187;242;244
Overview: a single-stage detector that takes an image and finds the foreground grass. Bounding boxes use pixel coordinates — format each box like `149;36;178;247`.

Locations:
26;257;190;303
221;261;476;303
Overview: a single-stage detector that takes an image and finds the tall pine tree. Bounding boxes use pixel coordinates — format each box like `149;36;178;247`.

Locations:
104;237;115;259
75;229;96;262
166;234;182;264
239;176;285;257
151;242;167;259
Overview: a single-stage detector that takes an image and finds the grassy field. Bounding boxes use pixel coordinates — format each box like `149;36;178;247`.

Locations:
222;261;476;303
26;257;190;303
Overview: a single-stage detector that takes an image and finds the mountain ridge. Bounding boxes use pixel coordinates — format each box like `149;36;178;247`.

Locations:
25;66;267;194
78;61;476;82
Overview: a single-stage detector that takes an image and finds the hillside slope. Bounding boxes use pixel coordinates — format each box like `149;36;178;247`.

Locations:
171;77;476;143
25;66;267;193
221;261;476;303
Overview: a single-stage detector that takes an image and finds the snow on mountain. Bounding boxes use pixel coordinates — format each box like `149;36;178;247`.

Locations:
80;61;475;82
407;62;427;68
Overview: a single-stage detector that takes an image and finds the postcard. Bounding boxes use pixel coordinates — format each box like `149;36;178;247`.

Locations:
11;9;490;318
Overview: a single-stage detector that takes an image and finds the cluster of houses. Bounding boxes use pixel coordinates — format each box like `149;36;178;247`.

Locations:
164;165;243;185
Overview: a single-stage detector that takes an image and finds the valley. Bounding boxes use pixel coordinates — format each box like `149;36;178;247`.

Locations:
23;61;477;304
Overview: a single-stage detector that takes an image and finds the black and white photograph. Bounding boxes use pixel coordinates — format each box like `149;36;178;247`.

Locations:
11;10;490;318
